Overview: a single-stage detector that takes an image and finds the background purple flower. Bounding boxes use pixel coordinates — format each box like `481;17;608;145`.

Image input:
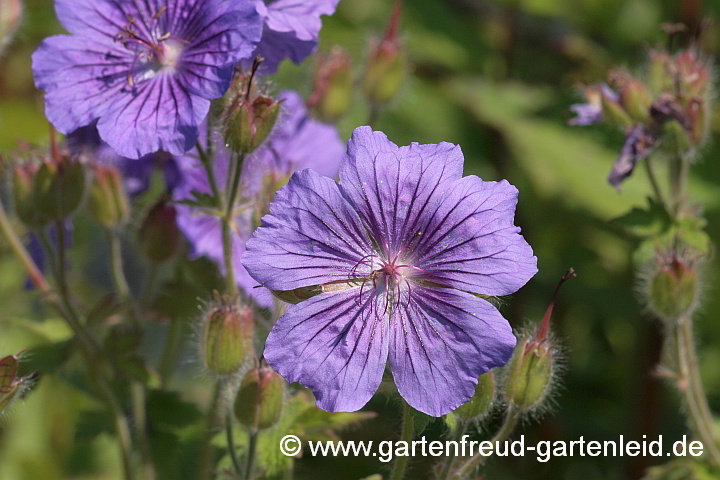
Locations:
173;90;345;307
32;0;263;159
252;0;340;72
242;127;538;416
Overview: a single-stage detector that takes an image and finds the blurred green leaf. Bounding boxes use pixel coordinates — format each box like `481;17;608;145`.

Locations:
611;198;672;237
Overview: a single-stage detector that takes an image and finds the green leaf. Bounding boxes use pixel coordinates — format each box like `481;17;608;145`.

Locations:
410;407;433;435
443;411;458;435
611;197;672;238
16;339;74;377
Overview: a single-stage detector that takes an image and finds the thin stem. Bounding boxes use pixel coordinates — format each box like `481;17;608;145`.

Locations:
222;153;245;297
675;317;720;466
97;376;136;480
390;399;415;480
55;220;67;294
197;380;225;480
196;141;223;209
222;221;237;296
449;408;521;479
644;158;667;211
158;316;184;386
245;429;258;480
437;422;468;480
226;411;243;475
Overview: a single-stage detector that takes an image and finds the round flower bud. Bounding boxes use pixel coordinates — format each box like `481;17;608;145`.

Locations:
648;255;698;322
202;304;254;376
505;338;553;411
601;94;633;129
138;201;181;264
620;79;652;123
88;164;130;228
224;95;281;154
12;163;49;229
648;50;673;95
363;2;407;105
33;159;87;222
234;366;285;431
308;47;353;122
453;371;494;420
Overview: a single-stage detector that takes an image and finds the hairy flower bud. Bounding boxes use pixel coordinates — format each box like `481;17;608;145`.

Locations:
34;158;87;222
453;372;494;420
363;1;407;105
648;50;673;95
202;303;254;376
647;253;698;322
601;93;633;129
506;269;574;412
89;164;130;228
223;64;280;154
308;47;353;122
0;354;28;415
234;365;285;431
138;200;181;263
621;79;652;123
12;163;47;229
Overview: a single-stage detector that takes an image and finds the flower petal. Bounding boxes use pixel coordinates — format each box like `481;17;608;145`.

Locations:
411;176;537;296
54;0;138;44
264;288;390;412
96;73;209;158
389;287;516;416
32;35;133;134
338;126;465;257
242;169;373;291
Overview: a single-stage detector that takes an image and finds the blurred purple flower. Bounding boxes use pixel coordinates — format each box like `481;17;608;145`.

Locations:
252;0;340;72
173;90;345;306
32;0;263;159
569;84;618;126
68;125;182;196
241;127;538;416
608;124;657;189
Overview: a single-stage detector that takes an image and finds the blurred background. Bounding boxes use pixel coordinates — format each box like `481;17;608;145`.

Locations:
2;0;720;479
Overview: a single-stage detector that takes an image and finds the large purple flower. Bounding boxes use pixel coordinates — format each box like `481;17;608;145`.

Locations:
242;127;538;416
32;0;263;159
173;90;345;306
252;0;340;72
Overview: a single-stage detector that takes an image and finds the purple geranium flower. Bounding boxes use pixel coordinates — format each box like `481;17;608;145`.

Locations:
32;0;263;159
68;125;182;196
173;90;345;306
241;127;538;416
608;124;657;189
252;0;340;72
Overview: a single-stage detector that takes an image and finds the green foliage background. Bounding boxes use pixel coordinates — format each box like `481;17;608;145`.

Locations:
1;0;720;479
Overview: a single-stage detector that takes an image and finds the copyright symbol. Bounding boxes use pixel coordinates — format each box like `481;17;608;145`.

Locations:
280;435;302;457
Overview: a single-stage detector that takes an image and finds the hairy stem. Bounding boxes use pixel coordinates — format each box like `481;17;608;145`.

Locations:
674;317;720;466
390;399;415;480
449;407;521;479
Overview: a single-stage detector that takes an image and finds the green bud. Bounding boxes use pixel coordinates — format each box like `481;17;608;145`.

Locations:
12;163;49;229
34;159;87;222
663;119;692;156
689;99;709;147
454;372;494;419
621;80;652;123
138;201;181;264
648;50;673;96
224;95;281;154
89;165;130;228
648;256;697;322
202;304;254;376
234;366;285;431
602;94;633;129
505;339;553;411
309;48;353;122
363;2;407;105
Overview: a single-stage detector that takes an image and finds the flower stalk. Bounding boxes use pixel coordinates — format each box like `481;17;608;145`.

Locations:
390;399;415;480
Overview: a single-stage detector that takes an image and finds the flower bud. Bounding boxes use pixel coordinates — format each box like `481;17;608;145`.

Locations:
202;304;254;376
223;64;280;154
601;92;633;129
308;47;353;122
688;98;709;147
454;372;494;420
662;119;691;156
12;163;49;229
138;200;181;263
621;80;652;123
505;269;574;412
648;50;673;95
33;158;87;222
234;365;285;431
647;253;698;322
89;164;130;228
0;0;23;56
363;1;408;105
